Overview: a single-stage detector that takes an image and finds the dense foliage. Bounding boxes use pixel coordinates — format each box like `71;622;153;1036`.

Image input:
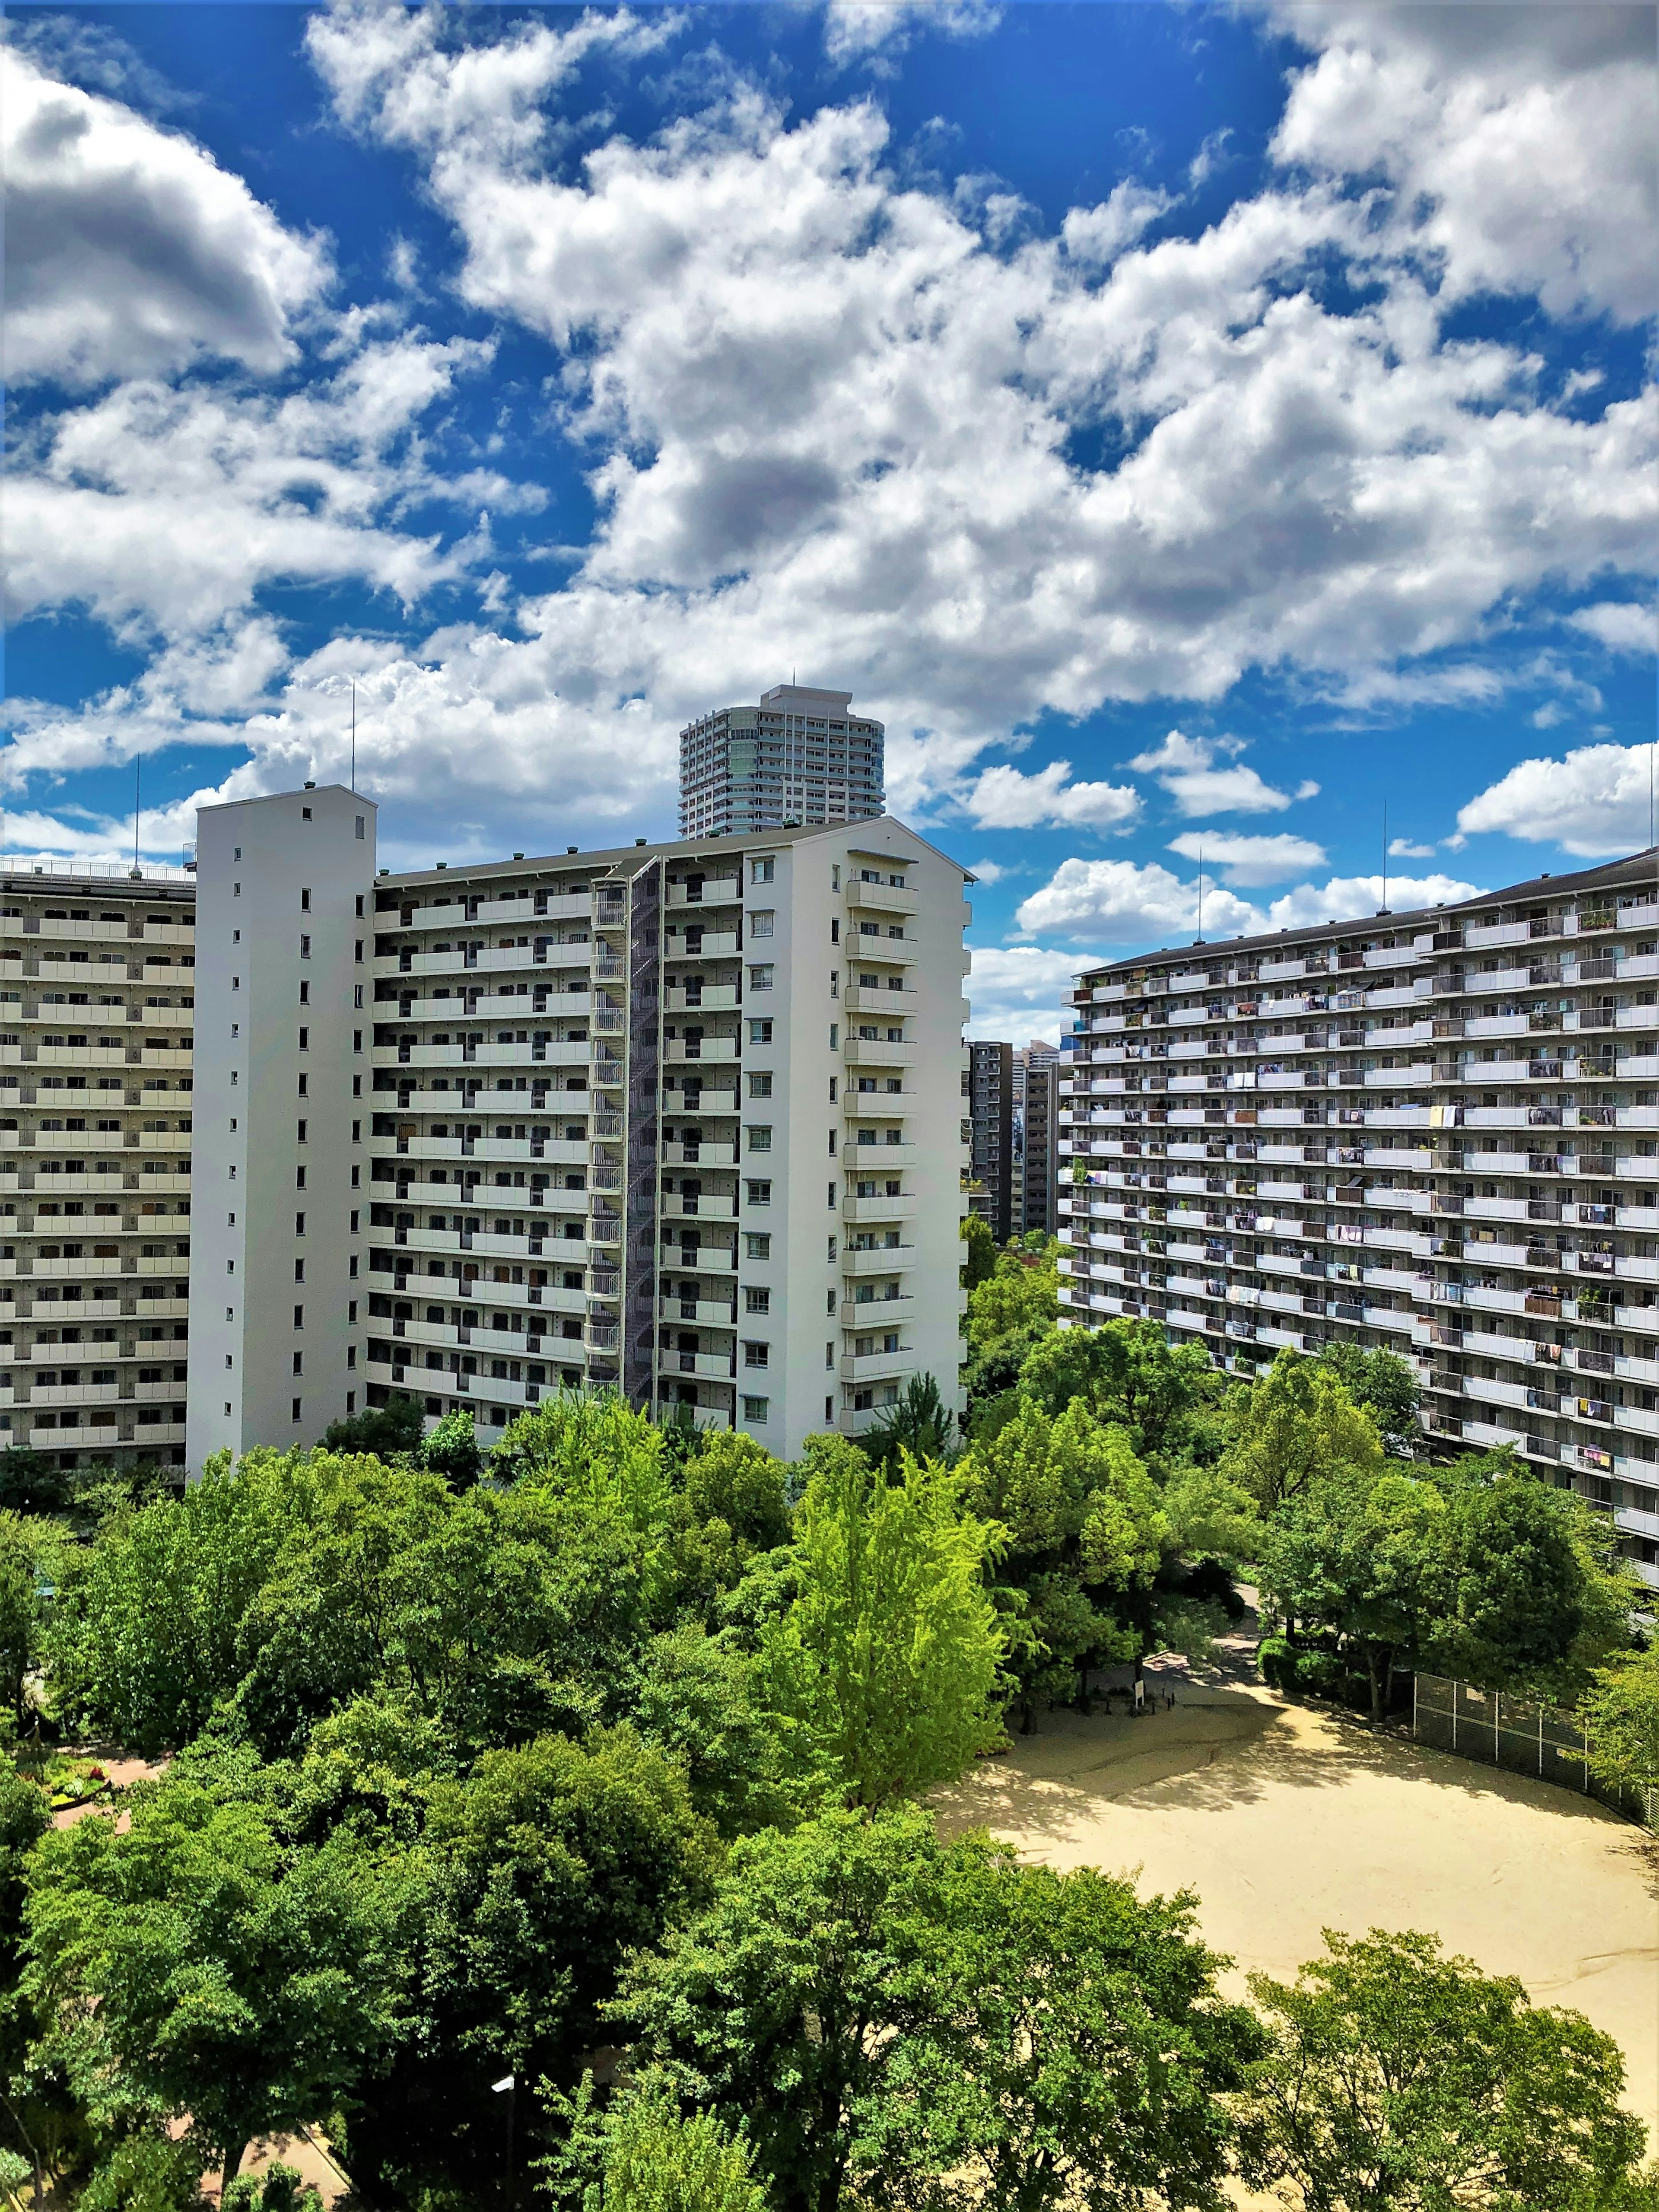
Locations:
0;1262;1646;2209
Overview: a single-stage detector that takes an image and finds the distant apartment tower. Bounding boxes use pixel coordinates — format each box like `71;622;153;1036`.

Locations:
1057;850;1659;1589
0;868;196;1474
1019;1041;1061;1236
189;793;972;1465
969;1040;1015;1243
679;684;884;840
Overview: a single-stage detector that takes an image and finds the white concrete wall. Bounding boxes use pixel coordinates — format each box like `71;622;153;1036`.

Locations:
188;786;376;1470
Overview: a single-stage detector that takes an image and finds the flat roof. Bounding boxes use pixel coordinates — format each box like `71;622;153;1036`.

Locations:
1074;846;1659;981
379;813;973;889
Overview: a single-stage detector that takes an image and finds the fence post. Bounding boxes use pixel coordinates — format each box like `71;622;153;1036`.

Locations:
1537;1703;1543;1780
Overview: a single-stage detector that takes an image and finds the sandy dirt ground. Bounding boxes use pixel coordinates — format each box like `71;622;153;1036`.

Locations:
935;1656;1659;2148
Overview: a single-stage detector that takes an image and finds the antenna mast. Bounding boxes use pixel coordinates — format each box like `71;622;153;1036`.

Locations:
351;681;357;793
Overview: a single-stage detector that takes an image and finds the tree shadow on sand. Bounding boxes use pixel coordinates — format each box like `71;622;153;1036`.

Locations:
936;1677;1647;1854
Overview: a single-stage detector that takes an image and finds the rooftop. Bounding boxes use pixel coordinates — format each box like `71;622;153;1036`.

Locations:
1074;847;1659;981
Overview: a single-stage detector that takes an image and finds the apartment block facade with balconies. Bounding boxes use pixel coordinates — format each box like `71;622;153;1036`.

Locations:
0;870;196;1472
1056;851;1659;1587
190;795;972;1466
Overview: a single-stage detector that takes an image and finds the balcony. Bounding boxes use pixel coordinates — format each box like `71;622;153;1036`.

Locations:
843;1038;915;1067
842;1192;914;1223
663;933;739;962
841;1346;911;1383
660;1349;735;1380
663;1037;741;1064
664;985;740;1014
665;879;742;910
844;885;924;932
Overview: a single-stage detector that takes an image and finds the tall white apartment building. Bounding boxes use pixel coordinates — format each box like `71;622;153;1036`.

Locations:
1057;852;1659;1588
187;792;971;1466
0;868;196;1474
188;785;375;1472
679;684;884;840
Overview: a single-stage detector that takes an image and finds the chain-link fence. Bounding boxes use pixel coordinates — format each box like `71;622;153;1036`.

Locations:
1413;1674;1655;1829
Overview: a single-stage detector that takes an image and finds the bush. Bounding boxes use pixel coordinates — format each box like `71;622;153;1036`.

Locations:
1258;1636;1296;1692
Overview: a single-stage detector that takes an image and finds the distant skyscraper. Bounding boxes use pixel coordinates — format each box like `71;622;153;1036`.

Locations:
969;1039;1015;1243
1017;1041;1061;1236
679;684;884;840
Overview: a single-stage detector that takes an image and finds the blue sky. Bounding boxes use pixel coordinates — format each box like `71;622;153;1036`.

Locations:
3;0;1655;1038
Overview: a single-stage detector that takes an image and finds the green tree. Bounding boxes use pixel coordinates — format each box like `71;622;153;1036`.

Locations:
77;2132;208;2212
1018;1319;1217;1461
759;1439;1005;1805
0;1512;51;1730
681;1429;792;1556
861;1374;953;1470
418;1407;485;1488
1220;1350;1386;1517
47;1455;309;1753
630;1624;794;1837
1238;1927;1655;2211
963;1400;1164;1725
1259;1473;1453;1719
963;1241;1058;1405
620;1804;1260;2212
321;1396;424;1459
23;1767;406;2186
419;1727;718;2086
959;1212;998;1292
1317;1343;1421;1458
543;2075;767;2212
1576;1646;1659;1803
1427;1474;1592;1697
0;1449;73;1518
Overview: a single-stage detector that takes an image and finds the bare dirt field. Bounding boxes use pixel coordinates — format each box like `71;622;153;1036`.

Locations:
936;1655;1659;2146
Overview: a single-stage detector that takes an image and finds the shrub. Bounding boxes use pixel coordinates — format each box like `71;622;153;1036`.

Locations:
1258;1636;1296;1692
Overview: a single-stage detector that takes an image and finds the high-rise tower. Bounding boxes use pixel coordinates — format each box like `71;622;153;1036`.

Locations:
679;684;884;840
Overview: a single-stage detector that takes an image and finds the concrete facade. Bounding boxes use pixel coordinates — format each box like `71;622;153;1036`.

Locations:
1057;850;1659;1587
0;869;196;1471
1019;1043;1061;1238
969;1040;1014;1244
678;684;884;840
191;798;973;1465
188;786;376;1468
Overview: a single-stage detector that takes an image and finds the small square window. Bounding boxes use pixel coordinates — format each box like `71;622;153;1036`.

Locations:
745;1286;770;1314
747;1125;773;1152
749;1019;773;1044
745;1232;772;1260
750;856;775;884
749;1072;773;1097
745;1178;772;1205
742;1394;769;1423
743;1341;769;1369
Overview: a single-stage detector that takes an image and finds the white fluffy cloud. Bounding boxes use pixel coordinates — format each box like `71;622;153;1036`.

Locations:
1014;858;1262;945
4;4;1653;864
1268;4;1657;325
1456;742;1657;857
1127;732;1318;817
1;43;328;387
286;5;1659;829
1166;829;1326;885
1388;836;1437;860
965;943;1091;1046
823;0;1001;69
1567;601;1658;656
1263;872;1483;929
964;759;1140;831
1015;856;1484;945
4;333;494;645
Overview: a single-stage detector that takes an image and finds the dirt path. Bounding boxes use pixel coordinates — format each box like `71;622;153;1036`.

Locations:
937;1662;1659;2144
